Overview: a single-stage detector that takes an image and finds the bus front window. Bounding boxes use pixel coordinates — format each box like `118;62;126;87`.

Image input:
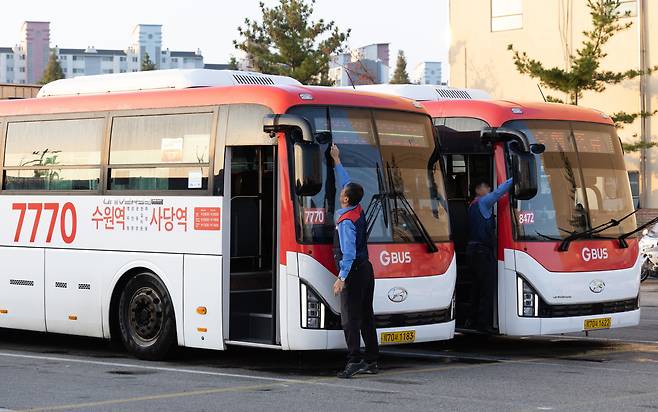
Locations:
287;106;450;245
506;120;636;240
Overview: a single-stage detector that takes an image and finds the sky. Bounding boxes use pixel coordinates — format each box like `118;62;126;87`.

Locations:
0;0;450;81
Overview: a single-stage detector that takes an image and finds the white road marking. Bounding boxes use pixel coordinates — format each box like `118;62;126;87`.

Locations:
0;351;302;383
0;351;396;394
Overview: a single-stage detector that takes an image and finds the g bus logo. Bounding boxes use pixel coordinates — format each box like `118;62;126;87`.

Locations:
581;247;609;262
379;250;412;266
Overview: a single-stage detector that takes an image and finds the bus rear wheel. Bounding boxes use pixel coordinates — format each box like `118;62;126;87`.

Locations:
118;272;177;360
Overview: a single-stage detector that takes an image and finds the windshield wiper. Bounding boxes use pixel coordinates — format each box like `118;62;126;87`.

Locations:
535;231;561;241
386;165;438;253
618;213;658;248
558;209;638;252
364;164;389;239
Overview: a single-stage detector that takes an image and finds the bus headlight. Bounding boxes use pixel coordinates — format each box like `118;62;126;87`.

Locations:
517;276;539;317
300;283;325;329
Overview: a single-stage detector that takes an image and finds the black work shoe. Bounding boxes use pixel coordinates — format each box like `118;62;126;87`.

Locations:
337;360;367;379
360;361;379;375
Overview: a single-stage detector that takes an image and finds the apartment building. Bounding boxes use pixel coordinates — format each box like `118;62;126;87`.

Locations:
1;22;205;83
449;0;657;208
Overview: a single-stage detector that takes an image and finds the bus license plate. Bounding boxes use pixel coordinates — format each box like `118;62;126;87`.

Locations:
380;330;416;344
583;317;611;330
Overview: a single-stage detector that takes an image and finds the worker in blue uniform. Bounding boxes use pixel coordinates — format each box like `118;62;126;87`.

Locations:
467;178;513;331
330;143;379;379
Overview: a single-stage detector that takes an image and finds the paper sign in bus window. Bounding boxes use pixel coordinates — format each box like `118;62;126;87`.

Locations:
161;137;184;162
188;171;203;189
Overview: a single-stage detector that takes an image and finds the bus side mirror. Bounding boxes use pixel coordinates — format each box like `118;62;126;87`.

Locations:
509;142;539;200
293;142;322;196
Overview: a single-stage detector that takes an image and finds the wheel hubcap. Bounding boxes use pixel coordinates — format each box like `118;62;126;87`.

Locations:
128;286;164;345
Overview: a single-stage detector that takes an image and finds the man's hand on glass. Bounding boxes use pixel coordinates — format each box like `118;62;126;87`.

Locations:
330;143;341;165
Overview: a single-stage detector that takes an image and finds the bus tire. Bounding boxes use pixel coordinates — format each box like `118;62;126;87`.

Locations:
118;272;177;360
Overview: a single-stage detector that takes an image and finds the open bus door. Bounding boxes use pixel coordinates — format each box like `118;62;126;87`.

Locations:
227;146;279;345
436;117;498;330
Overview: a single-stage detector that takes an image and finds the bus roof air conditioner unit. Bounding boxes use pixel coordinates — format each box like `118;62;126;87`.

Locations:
351;84;491;102
37;69;301;98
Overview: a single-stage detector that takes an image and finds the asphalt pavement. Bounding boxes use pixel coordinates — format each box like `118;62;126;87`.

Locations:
1;282;658;411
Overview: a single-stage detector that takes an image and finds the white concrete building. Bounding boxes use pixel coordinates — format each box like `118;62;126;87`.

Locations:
411;62;444;85
329;43;390;86
1;22;206;83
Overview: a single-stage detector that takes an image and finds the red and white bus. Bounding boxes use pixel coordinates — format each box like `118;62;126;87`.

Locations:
0;70;455;359
358;84;642;336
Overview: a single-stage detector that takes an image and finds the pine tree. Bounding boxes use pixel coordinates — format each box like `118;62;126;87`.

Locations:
141;52;156;71
234;0;350;85
389;50;410;84
39;52;65;84
508;0;657;152
228;56;240;70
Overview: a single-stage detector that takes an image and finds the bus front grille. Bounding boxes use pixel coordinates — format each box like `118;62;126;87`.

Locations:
374;308;452;328
538;297;639;318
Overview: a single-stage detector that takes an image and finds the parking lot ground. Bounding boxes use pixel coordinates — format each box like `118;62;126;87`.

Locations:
1;281;657;412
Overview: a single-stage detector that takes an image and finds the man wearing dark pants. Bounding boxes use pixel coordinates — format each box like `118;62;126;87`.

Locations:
467;178;513;331
330;144;379;379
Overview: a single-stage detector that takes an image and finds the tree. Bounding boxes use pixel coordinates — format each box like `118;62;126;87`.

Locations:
234;0;350;85
508;0;657;152
39;52;65;84
389;50;410;84
228;56;240;70
141;52;156;71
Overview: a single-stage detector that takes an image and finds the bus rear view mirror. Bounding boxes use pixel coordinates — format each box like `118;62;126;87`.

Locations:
293;142;322;196
509;148;539;200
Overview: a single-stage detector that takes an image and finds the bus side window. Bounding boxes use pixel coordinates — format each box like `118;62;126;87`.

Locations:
3;118;104;191
108;112;213;192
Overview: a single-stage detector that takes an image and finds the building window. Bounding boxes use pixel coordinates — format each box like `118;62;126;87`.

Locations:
6;54;12;59
72;55;79;61
628;171;640;208
120;56;126;62
171;58;178;63
618;0;637;17
102;56;114;62
102;69;114;74
132;57;138;62
72;68;84;74
19;67;25;73
491;0;523;32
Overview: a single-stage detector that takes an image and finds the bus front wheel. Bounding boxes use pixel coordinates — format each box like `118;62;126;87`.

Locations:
118;272;177;360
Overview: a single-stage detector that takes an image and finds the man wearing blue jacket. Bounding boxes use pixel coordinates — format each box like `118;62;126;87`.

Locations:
330;144;379;379
467;178;513;331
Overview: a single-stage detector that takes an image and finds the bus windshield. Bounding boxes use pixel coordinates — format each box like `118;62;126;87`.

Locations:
506;120;636;240
287;106;450;244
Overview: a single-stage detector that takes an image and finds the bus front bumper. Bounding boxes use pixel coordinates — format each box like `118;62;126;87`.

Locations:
503;309;641;336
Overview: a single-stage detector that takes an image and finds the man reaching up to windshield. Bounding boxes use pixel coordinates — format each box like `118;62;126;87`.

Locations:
330;143;379;379
467;178;513;332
